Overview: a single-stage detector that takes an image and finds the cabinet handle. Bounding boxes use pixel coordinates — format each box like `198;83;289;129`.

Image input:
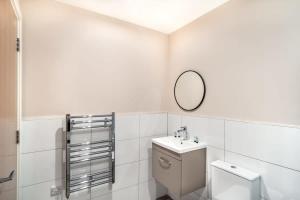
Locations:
0;170;14;184
159;157;171;169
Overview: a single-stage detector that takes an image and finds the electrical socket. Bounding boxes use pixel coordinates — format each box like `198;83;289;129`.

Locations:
50;186;62;197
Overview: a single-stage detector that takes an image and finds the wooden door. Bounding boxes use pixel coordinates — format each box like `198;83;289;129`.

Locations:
0;0;19;199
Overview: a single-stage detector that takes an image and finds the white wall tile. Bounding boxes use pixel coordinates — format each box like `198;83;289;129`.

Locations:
70;130;92;145
21;118;63;153
91;162;139;198
17;113;230;200
21;179;65;200
22;179;138;200
225;121;300;171
113;162;139;190
115;114;139;141
115;139;139;165
206;147;224;174
226;152;300;200
19;113;167;200
140;135;164;161
140;113;167;137
21;150;62;186
70;192;90;200
139;158;153;183
91;129;110;142
139;180;167;200
22;113;300;200
182;116;224;149
92;185;139;200
140;136;152;161
167;114;181;135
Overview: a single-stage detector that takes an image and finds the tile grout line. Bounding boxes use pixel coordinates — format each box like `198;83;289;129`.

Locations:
21;113;166;200
22;112;300;199
206;145;224;151
91;184;140;200
167;113;169;136
21;148;63;155
226;150;300;173
92;178;161;200
166;112;300;130
224;119;226;162
21;161;141;188
138;113;141;200
22;112;300;136
21;137;142;155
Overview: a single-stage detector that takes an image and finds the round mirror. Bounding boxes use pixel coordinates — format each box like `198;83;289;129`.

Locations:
174;70;206;111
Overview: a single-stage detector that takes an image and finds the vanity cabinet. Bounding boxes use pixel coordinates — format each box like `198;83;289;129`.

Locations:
152;143;206;200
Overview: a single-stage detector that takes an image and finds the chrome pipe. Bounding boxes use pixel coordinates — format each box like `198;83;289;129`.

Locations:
70;149;111;159
65;112;115;199
69;140;111;148
71;119;112;125
70;179;112;194
70;169;111;182
70;114;112;119
69;174;111;187
70;154;111;165
71;124;112;130
69;144;111;153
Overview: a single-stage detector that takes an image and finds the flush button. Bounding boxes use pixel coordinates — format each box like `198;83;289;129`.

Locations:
231;165;237;169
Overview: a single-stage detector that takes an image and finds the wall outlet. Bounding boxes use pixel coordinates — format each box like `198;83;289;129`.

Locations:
50;186;62;197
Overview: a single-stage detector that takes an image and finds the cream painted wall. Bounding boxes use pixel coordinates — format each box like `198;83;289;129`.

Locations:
167;0;300;125
21;0;168;117
22;0;300;125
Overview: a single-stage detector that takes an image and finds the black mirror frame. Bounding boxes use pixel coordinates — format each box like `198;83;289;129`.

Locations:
174;70;206;112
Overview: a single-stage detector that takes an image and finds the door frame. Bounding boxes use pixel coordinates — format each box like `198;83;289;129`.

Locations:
9;0;22;199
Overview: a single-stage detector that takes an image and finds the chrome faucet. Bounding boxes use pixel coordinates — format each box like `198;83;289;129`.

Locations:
177;126;189;140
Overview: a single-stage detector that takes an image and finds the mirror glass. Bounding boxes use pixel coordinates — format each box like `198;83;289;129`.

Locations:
174;70;206;111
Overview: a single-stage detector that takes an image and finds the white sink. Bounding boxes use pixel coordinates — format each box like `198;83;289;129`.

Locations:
152;136;207;154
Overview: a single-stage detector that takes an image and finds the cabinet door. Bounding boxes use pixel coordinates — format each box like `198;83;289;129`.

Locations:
152;149;181;197
181;149;206;195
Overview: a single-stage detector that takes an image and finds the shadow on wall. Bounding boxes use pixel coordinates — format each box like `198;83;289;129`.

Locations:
55;124;64;200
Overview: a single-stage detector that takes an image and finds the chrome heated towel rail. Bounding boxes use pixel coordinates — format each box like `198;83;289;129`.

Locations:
65;113;115;199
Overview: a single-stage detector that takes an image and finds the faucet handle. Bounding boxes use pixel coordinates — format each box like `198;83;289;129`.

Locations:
194;136;199;143
176;128;183;137
177;131;181;138
174;131;178;138
180;126;187;131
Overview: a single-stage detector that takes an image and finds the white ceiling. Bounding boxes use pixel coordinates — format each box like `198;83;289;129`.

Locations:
57;0;229;34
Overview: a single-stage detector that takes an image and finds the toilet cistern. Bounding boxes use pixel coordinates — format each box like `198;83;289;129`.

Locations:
211;160;260;200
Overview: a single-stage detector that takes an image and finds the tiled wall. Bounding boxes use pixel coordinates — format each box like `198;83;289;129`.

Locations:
19;112;168;200
19;112;300;200
168;113;300;200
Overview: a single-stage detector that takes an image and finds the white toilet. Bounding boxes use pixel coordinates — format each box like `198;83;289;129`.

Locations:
211;160;260;200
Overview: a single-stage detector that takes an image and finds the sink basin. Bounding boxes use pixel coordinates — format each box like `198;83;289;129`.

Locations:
152;136;207;154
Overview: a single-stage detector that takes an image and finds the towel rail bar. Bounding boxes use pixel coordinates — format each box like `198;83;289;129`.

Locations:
65;112;115;199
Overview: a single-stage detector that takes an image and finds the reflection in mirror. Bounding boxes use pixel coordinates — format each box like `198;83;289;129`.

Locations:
174;70;206;111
